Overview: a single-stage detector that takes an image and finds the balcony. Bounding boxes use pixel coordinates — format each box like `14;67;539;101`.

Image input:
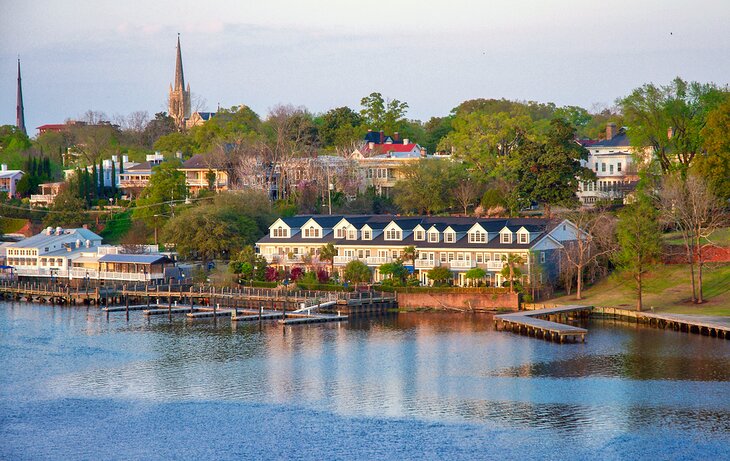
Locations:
263;254;280;263
487;261;504;271
334;256;355;265
450;260;475;269
366;256;392;266
414;259;436;269
30;194;56;206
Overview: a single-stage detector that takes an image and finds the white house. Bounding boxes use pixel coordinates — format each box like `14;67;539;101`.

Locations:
0;164;24;197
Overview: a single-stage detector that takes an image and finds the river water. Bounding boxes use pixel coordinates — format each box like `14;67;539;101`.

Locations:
1;302;729;460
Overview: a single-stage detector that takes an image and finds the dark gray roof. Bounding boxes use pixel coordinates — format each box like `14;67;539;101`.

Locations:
592;129;631;148
98;254;173;264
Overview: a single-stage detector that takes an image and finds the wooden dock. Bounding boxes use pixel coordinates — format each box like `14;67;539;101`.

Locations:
279;313;347;325
594;306;730;339
495;305;592;343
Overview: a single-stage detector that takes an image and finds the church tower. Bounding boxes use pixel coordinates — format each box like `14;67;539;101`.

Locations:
16;58;27;136
168;34;191;131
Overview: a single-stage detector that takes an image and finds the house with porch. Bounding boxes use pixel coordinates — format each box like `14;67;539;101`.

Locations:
0;164;24;197
256;215;581;288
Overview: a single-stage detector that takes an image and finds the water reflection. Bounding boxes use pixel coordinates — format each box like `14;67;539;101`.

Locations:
2;304;730;439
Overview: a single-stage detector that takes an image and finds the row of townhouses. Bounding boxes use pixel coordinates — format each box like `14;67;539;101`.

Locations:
256;215;581;287
1;226;177;283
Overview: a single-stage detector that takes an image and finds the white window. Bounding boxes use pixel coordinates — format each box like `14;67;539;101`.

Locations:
336;227;345;238
484;253;491;261
469;232;486;243
617;162;622;172
362;230;371;240
448;253;454;261
415;231;425;240
519;233;528;244
440;252;447;263
609;164;614;174
500;233;511;244
273;226;288;238
385;229;401;240
445;232;455;243
601;163;606;172
428;232;439;243
347;229;357;240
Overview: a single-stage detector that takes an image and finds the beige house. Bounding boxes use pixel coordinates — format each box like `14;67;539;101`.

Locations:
180;154;229;195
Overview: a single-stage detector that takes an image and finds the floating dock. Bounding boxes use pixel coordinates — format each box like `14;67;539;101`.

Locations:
593;306;730;339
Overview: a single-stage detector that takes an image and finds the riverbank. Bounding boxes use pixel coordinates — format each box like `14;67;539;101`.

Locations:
548;263;730;316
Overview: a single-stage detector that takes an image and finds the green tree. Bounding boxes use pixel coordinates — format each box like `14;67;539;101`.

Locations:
426;266;452;286
360;92;408;134
464;267;486;287
612;196;662;311
317;106;362;148
394;159;460;214
401;246;418;267
230;245;268;282
695;96;730;199
500;253;525;293
506;119;596;217
620;77;726;175
378;260;409;286
133;161;187;232
319;242;338;277
343;260;371;286
153;132;195;156
42;185;88;228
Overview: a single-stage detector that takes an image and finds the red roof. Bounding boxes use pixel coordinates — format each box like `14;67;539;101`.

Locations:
365;143;419;154
36;124;67;133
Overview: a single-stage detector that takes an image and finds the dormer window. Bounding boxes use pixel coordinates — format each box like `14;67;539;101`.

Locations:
469;232;486;243
385;229;402;240
303;226;320;238
273;226;288;238
336;227;345;238
415;230;425;240
347;229;357;240
501;233;512;244
444;232;455;243
362;229;372;240
428;232;439;243
518;233;528;244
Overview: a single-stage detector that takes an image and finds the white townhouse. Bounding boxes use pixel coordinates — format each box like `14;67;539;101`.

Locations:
5;226;174;283
256;215;582;287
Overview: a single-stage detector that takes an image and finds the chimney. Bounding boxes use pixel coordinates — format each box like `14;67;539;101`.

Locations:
111;155;118;162
403;138;409;145
368;141;375;150
122;155;129;163
82;224;88;229
1;164;7;171
606;123;617;140
420;147;427;157
46;226;53;235
379;130;384;144
667;127;674;139
393;132;400;142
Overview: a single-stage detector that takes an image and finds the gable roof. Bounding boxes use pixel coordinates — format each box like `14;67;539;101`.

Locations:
591;129;630;148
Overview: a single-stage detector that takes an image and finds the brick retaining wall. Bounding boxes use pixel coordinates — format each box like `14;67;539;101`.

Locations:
396;291;520;311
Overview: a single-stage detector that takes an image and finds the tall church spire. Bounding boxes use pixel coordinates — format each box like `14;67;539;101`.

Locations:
174;33;185;91
169;34;191;131
16;58;27;136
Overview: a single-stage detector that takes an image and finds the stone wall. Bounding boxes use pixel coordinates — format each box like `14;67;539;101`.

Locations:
396;291;519;311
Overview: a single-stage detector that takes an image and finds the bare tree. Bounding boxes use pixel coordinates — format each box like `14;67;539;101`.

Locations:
560;210;618;300
453;179;483;215
660;174;726;303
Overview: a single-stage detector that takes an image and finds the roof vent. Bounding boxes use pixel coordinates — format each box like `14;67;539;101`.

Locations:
46;226;53;235
55;226;63;235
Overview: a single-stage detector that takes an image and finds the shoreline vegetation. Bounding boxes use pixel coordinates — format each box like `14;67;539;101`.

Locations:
548;262;730;316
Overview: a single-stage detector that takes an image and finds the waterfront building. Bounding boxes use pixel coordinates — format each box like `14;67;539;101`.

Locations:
118;153;165;197
577;123;642;205
180;154;230;195
4;226;175;283
29;181;64;207
256;215;581;287
0;164;24;198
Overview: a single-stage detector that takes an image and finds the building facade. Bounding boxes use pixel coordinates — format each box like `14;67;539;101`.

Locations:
256;215;581;287
0;164;24;197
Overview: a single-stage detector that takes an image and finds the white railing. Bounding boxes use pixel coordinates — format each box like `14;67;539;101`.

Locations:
366;256;391;266
415;259;436;269
487;261;504;271
13;267;56;277
263;254;280;263
450;260;475;269
334;256;355;265
30;194;55;204
284;255;303;264
70;268;99;279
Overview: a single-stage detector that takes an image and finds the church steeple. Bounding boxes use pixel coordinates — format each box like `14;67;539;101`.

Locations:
174;34;185;91
169;34;191;131
16;58;26;136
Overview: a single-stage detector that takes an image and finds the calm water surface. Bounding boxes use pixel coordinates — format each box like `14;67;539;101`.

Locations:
1;302;729;460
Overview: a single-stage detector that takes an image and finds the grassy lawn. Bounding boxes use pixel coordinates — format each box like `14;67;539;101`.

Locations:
549;263;730;316
663;227;730;246
99;210;132;244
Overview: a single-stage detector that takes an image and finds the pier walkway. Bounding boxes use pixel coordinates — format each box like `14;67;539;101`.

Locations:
594;306;730;339
495;305;592;343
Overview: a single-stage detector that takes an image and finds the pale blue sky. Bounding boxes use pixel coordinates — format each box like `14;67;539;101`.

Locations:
2;0;729;135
